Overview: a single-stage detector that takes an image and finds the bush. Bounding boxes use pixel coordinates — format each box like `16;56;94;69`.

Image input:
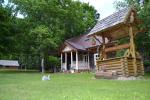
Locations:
48;56;60;67
116;49;126;57
144;61;150;68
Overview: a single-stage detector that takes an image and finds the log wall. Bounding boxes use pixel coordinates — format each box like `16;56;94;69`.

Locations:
96;57;144;77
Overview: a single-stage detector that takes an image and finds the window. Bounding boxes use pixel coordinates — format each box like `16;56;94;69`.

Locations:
94;53;99;66
83;55;88;62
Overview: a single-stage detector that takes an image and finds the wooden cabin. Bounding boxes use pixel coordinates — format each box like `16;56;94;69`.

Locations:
0;60;20;69
88;7;144;77
60;34;109;72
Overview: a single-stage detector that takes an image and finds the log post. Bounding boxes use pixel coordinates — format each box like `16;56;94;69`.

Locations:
129;25;137;76
102;36;106;59
99;35;106;60
121;58;125;76
140;59;144;75
124;57;129;77
128;11;137;76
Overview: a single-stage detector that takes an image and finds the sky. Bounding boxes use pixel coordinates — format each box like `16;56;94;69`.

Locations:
80;0;118;19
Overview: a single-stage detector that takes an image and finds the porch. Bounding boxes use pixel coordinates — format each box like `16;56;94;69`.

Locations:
61;51;90;72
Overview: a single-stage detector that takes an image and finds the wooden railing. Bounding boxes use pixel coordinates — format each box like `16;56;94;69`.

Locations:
62;61;89;70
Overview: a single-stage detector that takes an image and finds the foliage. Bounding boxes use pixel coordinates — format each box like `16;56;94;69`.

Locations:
116;49;126;57
18;54;40;69
0;6;13;57
113;0;129;10
0;0;4;6
48;56;60;67
28;25;57;55
10;0;97;39
144;60;150;67
115;37;129;57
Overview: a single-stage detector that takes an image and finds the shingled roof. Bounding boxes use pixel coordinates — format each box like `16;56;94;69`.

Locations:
88;7;131;36
0;60;19;66
65;34;102;51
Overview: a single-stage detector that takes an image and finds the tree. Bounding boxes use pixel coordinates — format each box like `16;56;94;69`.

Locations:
28;25;57;72
10;0;97;40
48;56;60;72
0;0;4;6
5;0;97;70
0;5;16;59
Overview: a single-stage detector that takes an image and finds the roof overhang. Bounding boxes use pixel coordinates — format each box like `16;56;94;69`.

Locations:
88;7;139;41
0;60;19;66
96;23;138;40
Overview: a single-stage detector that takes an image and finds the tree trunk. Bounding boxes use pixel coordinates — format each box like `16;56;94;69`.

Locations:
41;58;45;73
54;66;56;73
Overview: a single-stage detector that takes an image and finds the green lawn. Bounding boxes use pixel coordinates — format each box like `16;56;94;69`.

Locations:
0;70;150;100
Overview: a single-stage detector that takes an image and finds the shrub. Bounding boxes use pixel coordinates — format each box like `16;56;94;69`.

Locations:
48;56;60;67
144;61;150;68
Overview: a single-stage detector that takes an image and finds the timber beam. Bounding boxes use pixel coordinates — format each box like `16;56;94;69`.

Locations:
105;43;130;53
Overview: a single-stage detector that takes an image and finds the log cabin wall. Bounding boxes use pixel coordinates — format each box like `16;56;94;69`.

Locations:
97;57;124;76
126;58;144;76
96;57;144;77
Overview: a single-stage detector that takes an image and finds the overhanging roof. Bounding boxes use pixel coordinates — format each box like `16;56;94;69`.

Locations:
61;34;103;52
0;60;19;66
88;7;138;40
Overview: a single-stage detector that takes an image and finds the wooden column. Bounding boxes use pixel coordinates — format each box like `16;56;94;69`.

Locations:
129;25;137;76
61;53;63;70
88;52;90;70
100;35;106;60
71;51;73;69
65;52;67;70
76;51;78;70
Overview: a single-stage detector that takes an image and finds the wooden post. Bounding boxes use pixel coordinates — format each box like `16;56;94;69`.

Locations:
71;51;73;69
100;35;106;60
65;52;67;70
121;58;125;76
88;52;90;70
76;51;78;70
140;59;144;75
124;57;129;77
61;53;63;70
129;25;137;76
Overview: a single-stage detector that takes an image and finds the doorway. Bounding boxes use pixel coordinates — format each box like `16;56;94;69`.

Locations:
67;53;71;70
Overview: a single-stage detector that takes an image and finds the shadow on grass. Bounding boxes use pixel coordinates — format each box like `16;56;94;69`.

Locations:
144;72;150;79
0;69;39;74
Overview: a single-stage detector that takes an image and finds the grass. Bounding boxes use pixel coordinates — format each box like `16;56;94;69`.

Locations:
0;70;150;100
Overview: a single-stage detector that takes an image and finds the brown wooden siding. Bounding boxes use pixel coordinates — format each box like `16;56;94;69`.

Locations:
96;57;144;77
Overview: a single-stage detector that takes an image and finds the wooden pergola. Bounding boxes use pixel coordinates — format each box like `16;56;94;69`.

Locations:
88;7;144;77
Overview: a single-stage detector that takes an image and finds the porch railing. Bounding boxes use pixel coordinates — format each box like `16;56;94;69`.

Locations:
62;61;89;70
